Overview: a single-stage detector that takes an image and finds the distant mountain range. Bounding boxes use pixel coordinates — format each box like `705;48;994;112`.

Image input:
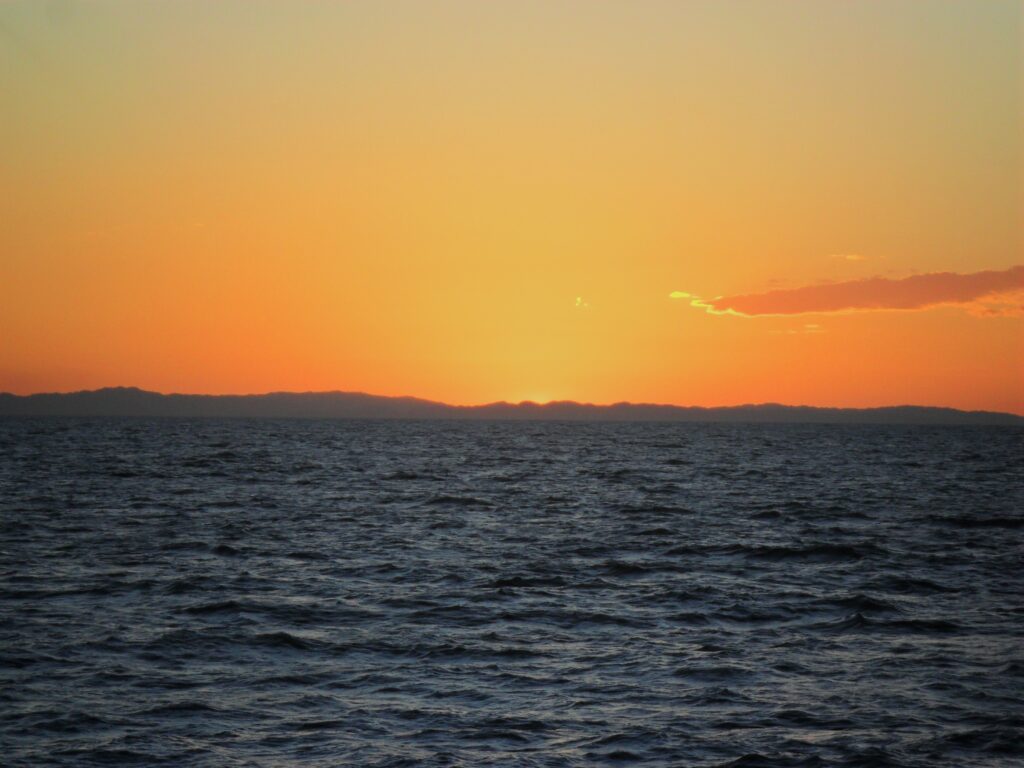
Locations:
0;387;1020;425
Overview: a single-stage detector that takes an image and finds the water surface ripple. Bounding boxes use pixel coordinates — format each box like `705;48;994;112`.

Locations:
1;419;1022;766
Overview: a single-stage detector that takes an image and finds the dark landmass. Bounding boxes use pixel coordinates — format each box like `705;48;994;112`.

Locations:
0;387;1021;424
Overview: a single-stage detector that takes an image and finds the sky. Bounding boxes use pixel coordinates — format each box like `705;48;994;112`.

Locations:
2;0;1022;412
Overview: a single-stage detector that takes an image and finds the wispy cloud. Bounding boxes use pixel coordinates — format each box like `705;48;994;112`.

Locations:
672;266;1024;317
829;254;868;262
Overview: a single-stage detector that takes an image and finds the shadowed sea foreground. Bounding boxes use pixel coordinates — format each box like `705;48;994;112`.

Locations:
1;419;1022;766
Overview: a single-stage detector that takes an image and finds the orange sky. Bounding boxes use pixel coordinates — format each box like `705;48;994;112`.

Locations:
2;1;1022;413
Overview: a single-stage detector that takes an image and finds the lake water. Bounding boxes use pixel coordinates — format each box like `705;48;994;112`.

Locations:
1;419;1022;766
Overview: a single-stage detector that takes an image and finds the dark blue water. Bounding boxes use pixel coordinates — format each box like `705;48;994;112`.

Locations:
1;419;1022;767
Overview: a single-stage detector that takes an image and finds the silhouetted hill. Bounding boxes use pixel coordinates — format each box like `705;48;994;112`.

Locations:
0;387;1020;425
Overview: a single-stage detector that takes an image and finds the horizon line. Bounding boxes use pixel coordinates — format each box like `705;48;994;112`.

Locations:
2;385;1021;418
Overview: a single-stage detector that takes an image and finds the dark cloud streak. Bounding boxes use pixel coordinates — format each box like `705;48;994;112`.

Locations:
691;266;1024;317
